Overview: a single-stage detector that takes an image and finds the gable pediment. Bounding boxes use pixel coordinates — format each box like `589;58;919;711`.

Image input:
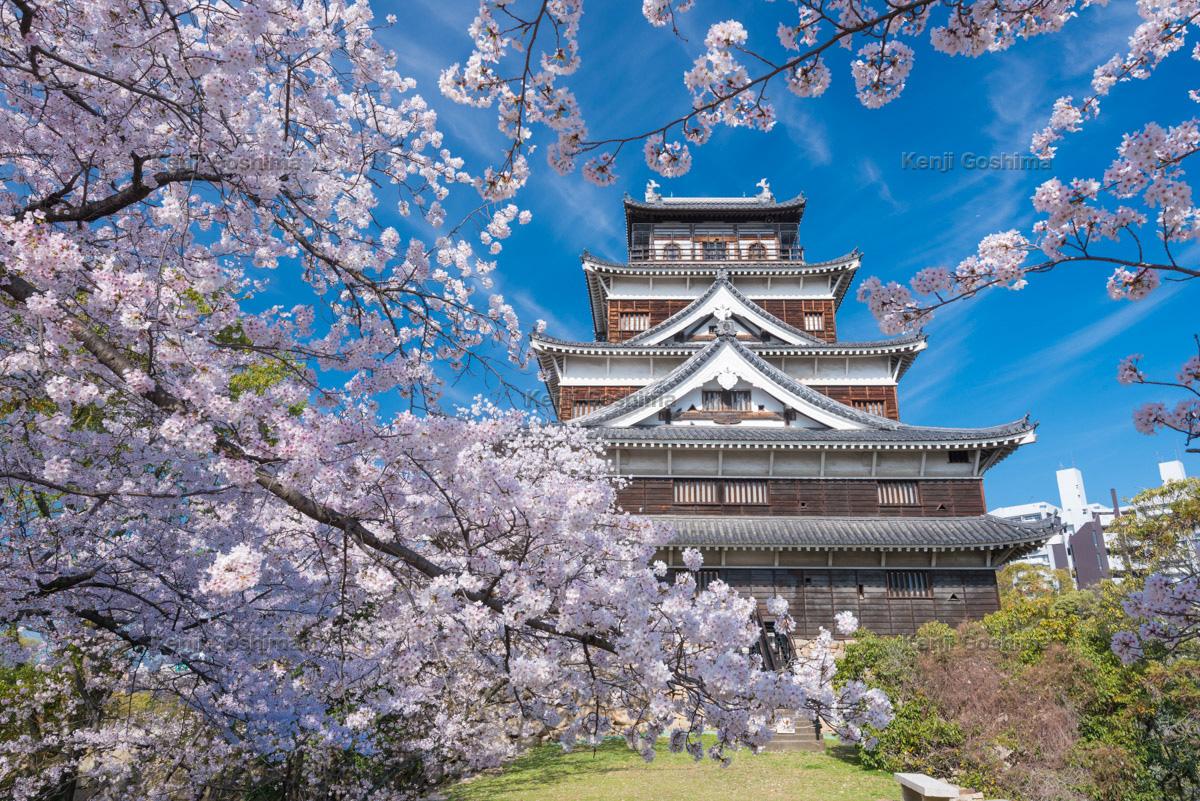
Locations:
625;280;823;347
573;336;892;430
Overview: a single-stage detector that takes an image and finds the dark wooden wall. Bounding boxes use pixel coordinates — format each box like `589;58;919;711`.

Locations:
815;385;899;420
604;298;838;342
691;568;1000;637
553;384;900;421
558;385;641;420
606;300;690;342
618;478;986;517
756;299;837;342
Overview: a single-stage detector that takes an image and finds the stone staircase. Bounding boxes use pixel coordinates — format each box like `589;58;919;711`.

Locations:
762;711;824;752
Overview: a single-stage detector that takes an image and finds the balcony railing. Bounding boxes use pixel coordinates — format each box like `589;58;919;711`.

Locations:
628;243;806;262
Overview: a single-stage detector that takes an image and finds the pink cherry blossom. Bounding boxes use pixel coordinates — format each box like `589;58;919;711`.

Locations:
1117;355;1145;385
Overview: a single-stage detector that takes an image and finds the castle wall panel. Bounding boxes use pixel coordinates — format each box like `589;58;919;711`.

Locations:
606;299;690;342
757;299;837;342
812;385;900;420
556;384;900;421
674;568;1000;636
616;478;986;516
557;385;640;419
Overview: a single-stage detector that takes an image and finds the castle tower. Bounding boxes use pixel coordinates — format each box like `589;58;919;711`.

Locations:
532;188;1053;636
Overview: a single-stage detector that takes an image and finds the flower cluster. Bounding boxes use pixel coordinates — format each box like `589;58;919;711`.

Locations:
440;1;587;188
200;545;266;596
851;41;915;110
1114;573;1200;663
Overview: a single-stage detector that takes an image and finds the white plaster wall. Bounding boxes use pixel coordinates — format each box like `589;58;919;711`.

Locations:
722;450;772;476
671;450;720;476
771;451;823;476
924;453;977;477
824;451;876;476
875;451;924;477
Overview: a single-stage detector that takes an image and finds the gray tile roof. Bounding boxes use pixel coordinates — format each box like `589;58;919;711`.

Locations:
530;331;927;353
581;253;861;340
591;422;1034;445
568;334;1026;443
653;514;1057;549
624;194;807;213
581;250;860;273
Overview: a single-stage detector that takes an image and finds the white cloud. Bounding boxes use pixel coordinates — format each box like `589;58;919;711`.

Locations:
779;104;833;166
858;158;904;212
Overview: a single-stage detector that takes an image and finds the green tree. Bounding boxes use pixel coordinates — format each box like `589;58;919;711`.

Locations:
1106;478;1200;581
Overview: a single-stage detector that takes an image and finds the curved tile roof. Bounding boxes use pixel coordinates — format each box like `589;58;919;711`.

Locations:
581;250;861;273
567;332;1035;443
570;334;905;429
623;193;807;213
654;514;1056;550
530;330;927;353
591;423;1035;445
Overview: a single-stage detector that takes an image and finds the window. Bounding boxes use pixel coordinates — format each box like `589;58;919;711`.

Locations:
723;480;768;505
746;242;767;259
661;242;682;260
701;240;727;260
618;312;649;332
674;480;720;504
803;312;824;332
702;389;752;411
878;481;920;506
886;571;932;598
673;479;768;505
948;450;971;464
852;399;887;417
572;399;602;418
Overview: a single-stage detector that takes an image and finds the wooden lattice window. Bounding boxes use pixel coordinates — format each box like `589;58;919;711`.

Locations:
878;481;920;506
673;479;768;505
701;240;728;260
702;389;752;411
618;312;649;332
886;571;932;598
723;480;769;505
803;312;824;332
674;480;720;504
853;399;887;417
571;399;602;418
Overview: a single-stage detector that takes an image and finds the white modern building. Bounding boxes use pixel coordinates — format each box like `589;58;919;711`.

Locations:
991;459;1189;585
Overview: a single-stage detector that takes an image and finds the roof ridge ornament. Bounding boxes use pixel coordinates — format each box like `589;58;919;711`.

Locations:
716;319;737;340
755;178;774;202
645;179;661;202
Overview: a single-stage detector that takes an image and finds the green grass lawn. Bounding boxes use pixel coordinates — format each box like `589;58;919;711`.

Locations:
449;739;900;801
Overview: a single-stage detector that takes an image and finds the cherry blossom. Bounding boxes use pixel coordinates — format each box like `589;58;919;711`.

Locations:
442;1;1149;182
1114;573;1200;660
0;4;887;798
199;545;266;596
1112;338;1200;451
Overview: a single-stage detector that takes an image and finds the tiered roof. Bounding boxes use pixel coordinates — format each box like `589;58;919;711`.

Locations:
623;192;808;230
565;331;1035;462
582;250;861;340
659;514;1055;554
536;188;1052;556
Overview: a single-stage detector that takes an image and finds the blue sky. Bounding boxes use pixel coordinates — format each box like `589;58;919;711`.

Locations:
364;1;1198;508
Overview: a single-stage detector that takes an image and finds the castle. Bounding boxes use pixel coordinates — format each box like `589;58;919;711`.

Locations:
532;185;1054;637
